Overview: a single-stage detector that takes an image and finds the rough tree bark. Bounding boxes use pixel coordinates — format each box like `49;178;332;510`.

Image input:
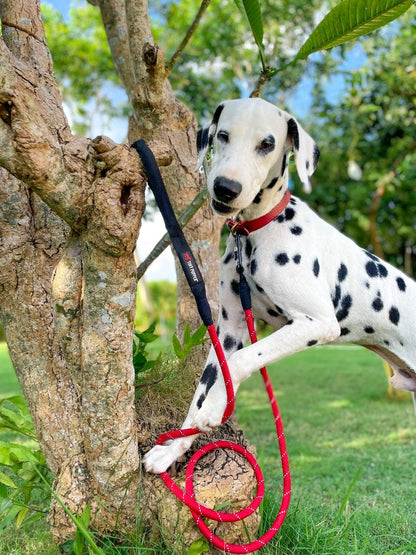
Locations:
0;0;259;550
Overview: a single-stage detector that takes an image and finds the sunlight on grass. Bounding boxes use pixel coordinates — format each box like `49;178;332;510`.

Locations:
325;398;351;409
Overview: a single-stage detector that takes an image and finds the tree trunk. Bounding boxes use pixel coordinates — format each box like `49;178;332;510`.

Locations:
0;0;258;549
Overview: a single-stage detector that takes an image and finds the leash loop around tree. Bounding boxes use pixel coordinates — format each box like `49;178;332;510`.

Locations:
132;140;291;553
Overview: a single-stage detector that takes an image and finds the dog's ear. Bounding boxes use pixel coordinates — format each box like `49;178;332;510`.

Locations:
195;103;225;171
286;117;320;193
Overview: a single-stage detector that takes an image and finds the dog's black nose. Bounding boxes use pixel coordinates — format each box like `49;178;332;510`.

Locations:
213;177;242;203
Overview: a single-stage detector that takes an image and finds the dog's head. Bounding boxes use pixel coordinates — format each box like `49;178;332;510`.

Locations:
196;98;320;216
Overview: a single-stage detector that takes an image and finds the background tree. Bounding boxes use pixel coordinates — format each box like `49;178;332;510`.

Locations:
307;11;416;275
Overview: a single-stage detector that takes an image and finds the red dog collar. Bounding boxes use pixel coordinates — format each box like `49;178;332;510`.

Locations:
226;189;291;236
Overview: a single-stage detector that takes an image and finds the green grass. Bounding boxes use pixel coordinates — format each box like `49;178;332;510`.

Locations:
235;346;416;554
1;342;416;554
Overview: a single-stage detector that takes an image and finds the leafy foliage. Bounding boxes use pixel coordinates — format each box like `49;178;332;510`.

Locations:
42;2;128;136
172;323;208;361
0;397;51;531
186;538;210;555
308;11;416;273
132;322;161;381
59;504;98;555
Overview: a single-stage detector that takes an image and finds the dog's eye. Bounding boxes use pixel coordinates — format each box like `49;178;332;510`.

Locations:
257;136;275;155
217;130;229;144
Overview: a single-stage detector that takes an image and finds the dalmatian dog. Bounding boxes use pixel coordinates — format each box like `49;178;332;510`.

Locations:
144;97;416;474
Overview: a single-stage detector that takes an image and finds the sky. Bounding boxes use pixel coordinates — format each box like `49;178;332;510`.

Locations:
41;0;365;283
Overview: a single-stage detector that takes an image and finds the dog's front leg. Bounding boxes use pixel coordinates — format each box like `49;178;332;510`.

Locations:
143;344;242;474
144;291;248;473
229;311;340;388
142;352;219;474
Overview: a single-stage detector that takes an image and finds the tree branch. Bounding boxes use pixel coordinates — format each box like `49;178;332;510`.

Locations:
250;70;272;98
165;0;211;76
91;0;136;100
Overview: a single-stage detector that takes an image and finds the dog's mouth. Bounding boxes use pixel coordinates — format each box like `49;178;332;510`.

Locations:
211;199;237;215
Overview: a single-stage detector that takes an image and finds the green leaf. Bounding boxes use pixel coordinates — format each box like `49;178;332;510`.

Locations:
233;0;266;70
136;332;159;344
78;502;91;528
0;397;36;438
0;442;44;465
183;323;191;349
0;471;17;489
59;540;75;553
172;334;185;361
73;504;91;555
2;396;28;414
294;0;414;61
242;0;264;47
186;538;210;555
190;324;207;346
15;507;29;529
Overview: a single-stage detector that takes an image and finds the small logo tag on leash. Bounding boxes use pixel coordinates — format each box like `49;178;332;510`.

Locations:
183;252;200;283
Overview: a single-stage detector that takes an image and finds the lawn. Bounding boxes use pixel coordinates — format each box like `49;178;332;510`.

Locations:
1;342;415;554
236;346;416;554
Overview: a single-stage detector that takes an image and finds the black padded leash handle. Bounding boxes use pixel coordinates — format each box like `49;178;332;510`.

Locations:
131;140;213;327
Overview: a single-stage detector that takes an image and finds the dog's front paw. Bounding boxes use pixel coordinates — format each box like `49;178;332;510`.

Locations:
192;411;223;432
143;443;182;474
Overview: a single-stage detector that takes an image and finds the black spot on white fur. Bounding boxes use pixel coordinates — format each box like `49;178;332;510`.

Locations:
224;335;236;350
372;296;384;312
267;308;280;318
285;207;295;221
338;263;348;282
223;252;233;265
200;363;217;393
313;259;320;277
253;190;263;204
197;394;206;409
290;226;303;235
336;294;352;321
389;306;400;326
332;285;341;309
396;277;406;292
255;283;265;294
245;239;253;258
287;118;300;151
276;253;290;265
231;279;239;296
267;177;279;189
366;260;388;278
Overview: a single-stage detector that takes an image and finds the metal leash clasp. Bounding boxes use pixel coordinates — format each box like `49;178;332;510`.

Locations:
234;234;244;275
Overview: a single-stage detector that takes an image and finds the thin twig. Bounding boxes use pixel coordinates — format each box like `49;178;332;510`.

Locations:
137;186;210;281
165;0;211;75
250;71;272;98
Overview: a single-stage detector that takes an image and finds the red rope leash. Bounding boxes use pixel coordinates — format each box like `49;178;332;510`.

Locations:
155;319;291;553
132;140;291;552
